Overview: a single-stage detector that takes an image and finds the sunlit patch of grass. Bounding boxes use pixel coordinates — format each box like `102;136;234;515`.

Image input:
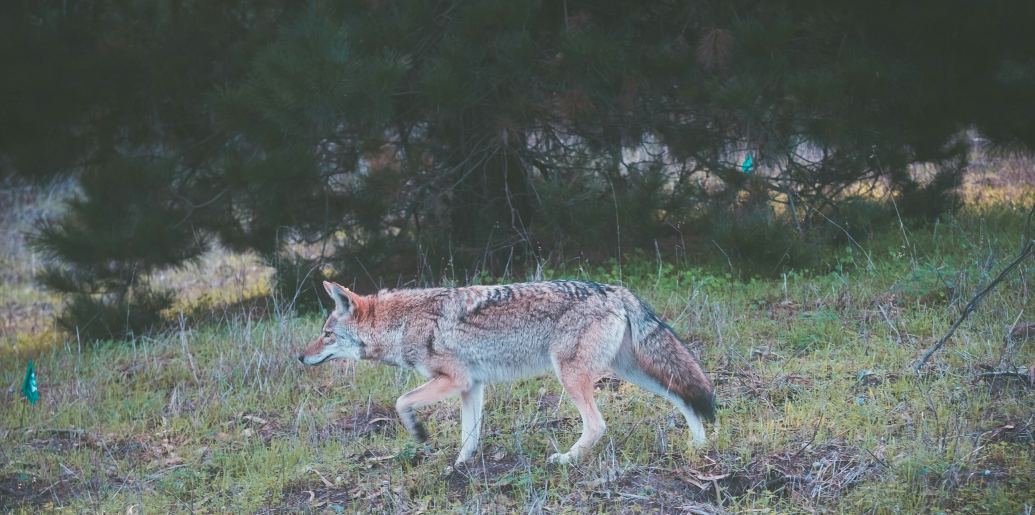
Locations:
0;329;61;362
962;152;1035;208
157;249;274;316
163;280;272;320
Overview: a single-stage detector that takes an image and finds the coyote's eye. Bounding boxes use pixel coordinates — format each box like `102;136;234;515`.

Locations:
323;331;334;339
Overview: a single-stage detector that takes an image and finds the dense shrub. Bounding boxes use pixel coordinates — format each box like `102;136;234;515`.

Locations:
703;206;827;278
821;197;898;245
898;166;966;220
31;159;205;342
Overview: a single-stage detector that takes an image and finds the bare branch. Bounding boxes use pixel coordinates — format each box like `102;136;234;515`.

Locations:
914;239;1035;373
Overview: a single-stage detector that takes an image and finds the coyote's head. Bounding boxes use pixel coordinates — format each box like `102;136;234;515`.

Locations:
298;281;366;366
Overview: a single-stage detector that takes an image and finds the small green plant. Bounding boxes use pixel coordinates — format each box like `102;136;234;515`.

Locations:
786;308;845;352
894;262;957;304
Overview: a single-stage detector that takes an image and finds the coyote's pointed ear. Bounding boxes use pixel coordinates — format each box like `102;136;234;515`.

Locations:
323;281;355;313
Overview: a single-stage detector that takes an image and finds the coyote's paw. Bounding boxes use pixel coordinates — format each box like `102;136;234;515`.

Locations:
547;452;574;465
445;460;473;478
454;450;476;467
412;422;429;444
686;440;707;454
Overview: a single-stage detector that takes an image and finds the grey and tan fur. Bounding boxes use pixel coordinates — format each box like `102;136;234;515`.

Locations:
299;280;715;466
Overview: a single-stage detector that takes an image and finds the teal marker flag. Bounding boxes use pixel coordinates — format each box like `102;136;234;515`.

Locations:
22;360;39;405
742;153;754;174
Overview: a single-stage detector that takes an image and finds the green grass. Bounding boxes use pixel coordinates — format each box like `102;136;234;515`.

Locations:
2;204;1034;513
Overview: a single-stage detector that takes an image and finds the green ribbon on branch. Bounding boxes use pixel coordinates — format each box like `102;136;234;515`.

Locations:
742;153;754;174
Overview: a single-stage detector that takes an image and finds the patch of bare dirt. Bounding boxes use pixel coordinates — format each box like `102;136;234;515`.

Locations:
183;295;273;326
279;480;360;514
534;390;562;411
20;428;150;462
280;457;427;514
981;417;1034;444
765;298;801;320
574;465;721;513
0;473;82;511
714;442;880;505
239;412;287;443
22;428;93;453
713;364;813;406
975;364;1035;395
444;449;526;497
327;404;397;439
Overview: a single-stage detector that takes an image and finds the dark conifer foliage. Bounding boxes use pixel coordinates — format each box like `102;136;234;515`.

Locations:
31;158;206;339
3;0;1034;340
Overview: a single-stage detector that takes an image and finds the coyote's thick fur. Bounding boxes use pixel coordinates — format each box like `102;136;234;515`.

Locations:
299;280;714;466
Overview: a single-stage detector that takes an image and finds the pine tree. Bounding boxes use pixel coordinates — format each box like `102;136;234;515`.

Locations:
4;0;1035;339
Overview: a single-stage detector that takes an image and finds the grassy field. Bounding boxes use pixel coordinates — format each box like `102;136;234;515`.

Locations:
2;185;1035;512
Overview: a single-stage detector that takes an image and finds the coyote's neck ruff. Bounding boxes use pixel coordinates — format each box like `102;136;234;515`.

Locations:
299;280;714;466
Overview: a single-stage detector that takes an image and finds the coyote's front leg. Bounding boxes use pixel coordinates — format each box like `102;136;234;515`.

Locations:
395;376;464;444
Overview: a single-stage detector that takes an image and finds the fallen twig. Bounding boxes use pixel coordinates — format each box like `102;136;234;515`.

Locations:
26;428;85;437
306;467;335;488
978;370;1033;386
792;411;826;458
914;239;1035;372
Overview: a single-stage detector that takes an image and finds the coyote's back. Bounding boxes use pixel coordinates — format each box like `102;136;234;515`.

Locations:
299;279;714;466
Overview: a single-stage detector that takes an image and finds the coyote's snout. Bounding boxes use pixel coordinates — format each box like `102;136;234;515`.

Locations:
300;280;715;466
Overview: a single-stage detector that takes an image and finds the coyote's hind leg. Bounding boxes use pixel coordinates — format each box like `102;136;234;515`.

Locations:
548;370;606;465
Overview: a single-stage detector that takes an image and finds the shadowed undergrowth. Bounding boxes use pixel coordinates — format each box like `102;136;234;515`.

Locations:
2;202;1034;513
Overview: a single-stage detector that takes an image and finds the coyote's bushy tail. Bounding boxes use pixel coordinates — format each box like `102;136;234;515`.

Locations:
622;293;715;422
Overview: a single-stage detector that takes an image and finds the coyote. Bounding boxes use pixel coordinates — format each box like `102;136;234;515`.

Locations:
299;280;714;466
